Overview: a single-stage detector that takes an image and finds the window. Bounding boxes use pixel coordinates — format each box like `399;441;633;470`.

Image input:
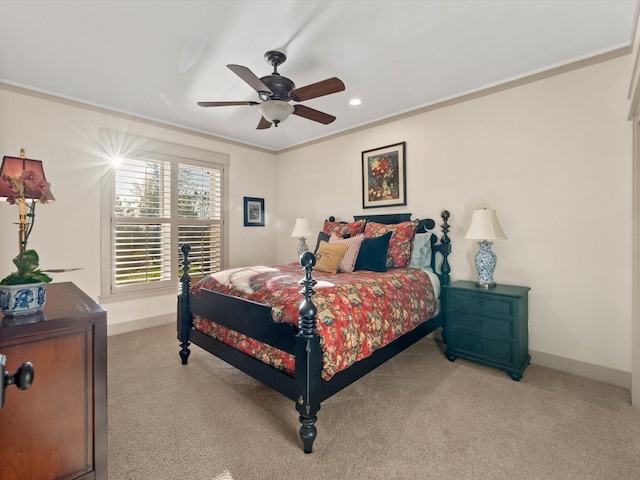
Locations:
101;136;228;299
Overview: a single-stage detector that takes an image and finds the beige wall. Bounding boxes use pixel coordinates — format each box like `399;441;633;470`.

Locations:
0;54;634;380
0;87;279;330
276;56;633;376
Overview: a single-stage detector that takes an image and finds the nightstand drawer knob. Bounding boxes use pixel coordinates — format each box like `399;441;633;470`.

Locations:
477;300;484;306
476;343;483;350
475;320;483;327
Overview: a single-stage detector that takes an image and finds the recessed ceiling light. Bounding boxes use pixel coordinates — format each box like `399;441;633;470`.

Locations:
349;98;362;106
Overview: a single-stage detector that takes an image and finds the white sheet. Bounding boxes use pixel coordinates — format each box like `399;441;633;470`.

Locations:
421;267;441;299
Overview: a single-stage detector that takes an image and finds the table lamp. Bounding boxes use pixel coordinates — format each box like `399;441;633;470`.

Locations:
464;208;507;288
0;150;55;253
291;217;313;256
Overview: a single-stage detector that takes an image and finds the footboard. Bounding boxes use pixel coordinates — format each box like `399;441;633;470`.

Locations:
190;290;297;354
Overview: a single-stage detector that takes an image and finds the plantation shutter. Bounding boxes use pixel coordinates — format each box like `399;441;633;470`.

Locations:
177;164;223;278
111;157;223;293
113;158;172;288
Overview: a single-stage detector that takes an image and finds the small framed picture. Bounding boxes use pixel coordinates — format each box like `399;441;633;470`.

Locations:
362;142;407;209
243;196;265;226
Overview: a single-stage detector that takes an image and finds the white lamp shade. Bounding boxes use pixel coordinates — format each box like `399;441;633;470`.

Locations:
291;217;313;238
464;209;508;241
257;100;295;124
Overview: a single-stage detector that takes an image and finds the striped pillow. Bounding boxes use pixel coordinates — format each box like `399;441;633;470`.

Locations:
329;234;365;272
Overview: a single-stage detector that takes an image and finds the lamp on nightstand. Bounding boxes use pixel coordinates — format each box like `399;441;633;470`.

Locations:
291;217;313;257
464;208;507;289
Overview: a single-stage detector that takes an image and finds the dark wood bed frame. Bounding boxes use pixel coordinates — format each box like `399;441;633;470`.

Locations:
177;211;451;453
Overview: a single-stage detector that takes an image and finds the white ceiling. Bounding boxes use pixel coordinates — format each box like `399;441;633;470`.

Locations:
1;1;638;152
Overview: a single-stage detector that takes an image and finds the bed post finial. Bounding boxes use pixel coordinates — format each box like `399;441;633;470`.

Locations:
296;251;321;453
298;251;317;333
180;244;191;285
440;211;451;285
178;244;192;365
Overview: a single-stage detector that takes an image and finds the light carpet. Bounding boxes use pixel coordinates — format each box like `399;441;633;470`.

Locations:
107;323;640;479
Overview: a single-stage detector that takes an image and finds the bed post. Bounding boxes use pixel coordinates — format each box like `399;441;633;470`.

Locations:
439;210;451;286
178;244;192;365
295;251;322;454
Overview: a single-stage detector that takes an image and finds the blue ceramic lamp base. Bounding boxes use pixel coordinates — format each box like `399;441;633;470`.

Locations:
474;241;497;289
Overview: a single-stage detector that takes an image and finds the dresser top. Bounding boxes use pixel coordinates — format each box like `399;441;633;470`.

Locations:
0;282;105;339
445;280;530;297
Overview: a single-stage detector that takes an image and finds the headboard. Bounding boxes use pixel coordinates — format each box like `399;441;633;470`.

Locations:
327;211;451;285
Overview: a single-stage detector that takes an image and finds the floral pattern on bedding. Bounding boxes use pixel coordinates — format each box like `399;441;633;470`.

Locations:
191;264;437;380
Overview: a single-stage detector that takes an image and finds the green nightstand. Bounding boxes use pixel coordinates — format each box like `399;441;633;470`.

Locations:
444;280;531;381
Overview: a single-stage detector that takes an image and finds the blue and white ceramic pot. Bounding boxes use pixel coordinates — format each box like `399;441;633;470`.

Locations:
474;241;497;287
0;282;47;316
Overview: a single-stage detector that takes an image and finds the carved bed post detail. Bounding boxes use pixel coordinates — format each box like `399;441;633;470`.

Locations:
295;251;322;454
439;210;451;286
178;244;192;365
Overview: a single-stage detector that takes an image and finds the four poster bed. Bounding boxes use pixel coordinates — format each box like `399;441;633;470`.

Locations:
177;211;451;453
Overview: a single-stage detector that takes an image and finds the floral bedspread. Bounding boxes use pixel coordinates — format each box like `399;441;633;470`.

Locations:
192;264;437;380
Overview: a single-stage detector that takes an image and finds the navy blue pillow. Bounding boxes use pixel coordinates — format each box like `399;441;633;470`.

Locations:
314;231;330;254
354;231;393;272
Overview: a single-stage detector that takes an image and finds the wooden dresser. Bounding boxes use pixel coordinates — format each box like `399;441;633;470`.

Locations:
0;282;107;480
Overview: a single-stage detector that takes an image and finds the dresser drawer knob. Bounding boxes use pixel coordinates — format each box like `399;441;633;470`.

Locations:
475;320;483;327
475;343;483;350
477;300;484;306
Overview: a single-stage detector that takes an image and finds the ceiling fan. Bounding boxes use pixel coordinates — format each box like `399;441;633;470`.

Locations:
198;50;345;129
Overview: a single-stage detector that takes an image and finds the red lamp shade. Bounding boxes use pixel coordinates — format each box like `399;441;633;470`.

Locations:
0;155;54;202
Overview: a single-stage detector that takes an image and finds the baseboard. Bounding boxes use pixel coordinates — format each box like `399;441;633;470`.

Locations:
531;349;631;390
107;313;174;336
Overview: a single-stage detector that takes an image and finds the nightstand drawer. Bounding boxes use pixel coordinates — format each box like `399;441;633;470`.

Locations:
447;331;512;365
448;312;513;339
449;292;514;318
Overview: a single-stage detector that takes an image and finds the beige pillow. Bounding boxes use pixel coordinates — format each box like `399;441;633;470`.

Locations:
314;241;349;273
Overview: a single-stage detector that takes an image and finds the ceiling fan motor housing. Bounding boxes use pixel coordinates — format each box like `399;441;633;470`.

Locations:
258;74;295;102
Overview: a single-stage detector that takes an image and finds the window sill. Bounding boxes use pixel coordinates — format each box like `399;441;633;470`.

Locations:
99;285;179;304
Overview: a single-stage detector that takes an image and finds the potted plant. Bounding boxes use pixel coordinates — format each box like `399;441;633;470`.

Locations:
0;164;54;316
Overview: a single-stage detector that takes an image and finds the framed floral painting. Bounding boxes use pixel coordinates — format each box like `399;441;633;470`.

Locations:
361;142;406;209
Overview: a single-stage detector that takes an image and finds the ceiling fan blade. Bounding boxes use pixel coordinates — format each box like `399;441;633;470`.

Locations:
257;117;272;130
228;64;272;94
290;77;345;102
293;104;336;125
197;101;258;107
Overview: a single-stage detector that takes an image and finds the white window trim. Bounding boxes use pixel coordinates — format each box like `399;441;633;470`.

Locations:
99;130;230;303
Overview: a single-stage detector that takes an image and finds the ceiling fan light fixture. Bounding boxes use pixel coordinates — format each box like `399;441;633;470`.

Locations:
257;100;294;126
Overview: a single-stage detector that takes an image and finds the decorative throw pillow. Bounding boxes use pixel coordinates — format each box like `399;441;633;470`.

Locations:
314;241;349;274
313;231;330;254
329;233;365;273
322;218;366;238
364;220;419;268
408;232;433;270
354;231;393;272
